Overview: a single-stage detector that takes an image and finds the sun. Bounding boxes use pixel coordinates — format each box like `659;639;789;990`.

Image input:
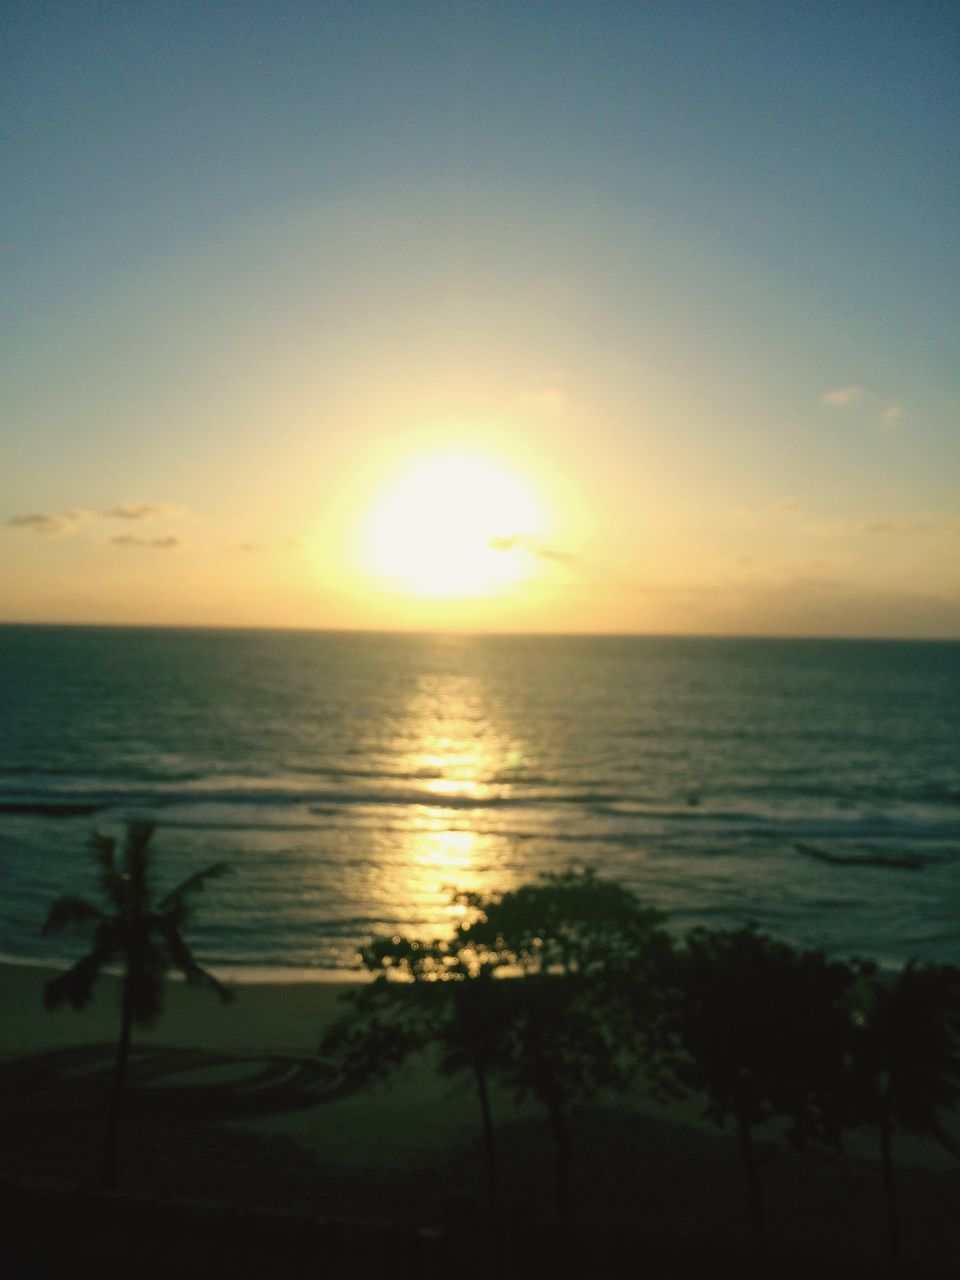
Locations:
361;450;546;597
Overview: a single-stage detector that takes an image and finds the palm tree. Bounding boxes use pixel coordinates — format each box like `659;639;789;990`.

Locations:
42;820;232;1188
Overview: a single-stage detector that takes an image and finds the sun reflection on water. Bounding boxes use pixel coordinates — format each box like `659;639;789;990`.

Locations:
379;671;524;937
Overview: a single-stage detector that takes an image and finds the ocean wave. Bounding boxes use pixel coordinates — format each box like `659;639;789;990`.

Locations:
0;778;620;818
2;780;958;853
794;842;933;871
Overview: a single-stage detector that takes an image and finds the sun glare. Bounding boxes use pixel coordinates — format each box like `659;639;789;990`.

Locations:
361;451;546;597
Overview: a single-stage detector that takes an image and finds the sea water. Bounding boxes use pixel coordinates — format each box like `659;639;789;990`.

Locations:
0;626;957;975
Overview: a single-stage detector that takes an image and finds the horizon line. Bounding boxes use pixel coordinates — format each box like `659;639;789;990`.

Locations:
0;619;957;644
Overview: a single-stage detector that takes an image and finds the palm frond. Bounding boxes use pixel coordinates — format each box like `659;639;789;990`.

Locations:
155;915;233;1003
90;830;125;908
44;952;107;1011
45;820;232;1031
158;861;231;914
42;895;104;936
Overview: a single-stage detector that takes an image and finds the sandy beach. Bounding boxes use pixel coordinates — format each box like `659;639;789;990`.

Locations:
0;960;353;1060
0;960;497;1180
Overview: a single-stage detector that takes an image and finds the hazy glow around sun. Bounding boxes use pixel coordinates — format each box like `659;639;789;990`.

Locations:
360;450;546;598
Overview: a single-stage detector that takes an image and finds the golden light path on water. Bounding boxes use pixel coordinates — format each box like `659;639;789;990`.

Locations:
380;668;523;941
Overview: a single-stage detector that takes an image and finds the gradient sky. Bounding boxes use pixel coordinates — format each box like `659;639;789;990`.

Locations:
3;0;958;636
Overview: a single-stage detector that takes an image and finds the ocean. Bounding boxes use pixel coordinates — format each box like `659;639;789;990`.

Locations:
1;626;957;977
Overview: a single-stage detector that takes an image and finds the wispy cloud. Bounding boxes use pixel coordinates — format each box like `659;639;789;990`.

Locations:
488;533;577;564
9;500;182;535
110;534;182;549
7;509;87;535
778;499;802;513
881;405;902;429
861;520;933;537
822;385;862;406
102;501;183;521
722;577;960;640
534;546;577;564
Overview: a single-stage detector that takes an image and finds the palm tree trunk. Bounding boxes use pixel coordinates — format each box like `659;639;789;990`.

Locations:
103;1000;133;1189
472;1056;502;1258
879;1113;900;1263
737;1112;765;1238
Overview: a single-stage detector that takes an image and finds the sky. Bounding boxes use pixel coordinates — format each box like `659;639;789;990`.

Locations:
2;0;958;637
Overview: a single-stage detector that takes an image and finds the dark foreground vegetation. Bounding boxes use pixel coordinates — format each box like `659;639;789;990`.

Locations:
323;868;960;1271
15;837;959;1277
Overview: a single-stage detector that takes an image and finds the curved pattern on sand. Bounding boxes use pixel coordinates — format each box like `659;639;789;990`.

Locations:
0;1043;353;1120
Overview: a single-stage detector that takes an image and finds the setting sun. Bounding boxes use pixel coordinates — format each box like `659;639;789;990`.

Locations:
360;451;547;598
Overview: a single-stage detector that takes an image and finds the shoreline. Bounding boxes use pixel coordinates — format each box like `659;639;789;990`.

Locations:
0;950;368;987
0;958;361;1062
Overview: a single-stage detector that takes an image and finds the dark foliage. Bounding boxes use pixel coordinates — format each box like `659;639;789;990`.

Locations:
841;960;960;1260
326;868;676;1229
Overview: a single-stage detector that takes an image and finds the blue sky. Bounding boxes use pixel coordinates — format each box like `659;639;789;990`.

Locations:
2;1;957;634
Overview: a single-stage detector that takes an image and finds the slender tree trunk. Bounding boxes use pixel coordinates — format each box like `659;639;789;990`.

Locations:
931;1120;960;1165
879;1113;900;1264
103;1001;133;1189
472;1057;502;1259
545;1086;572;1226
737;1113;765;1238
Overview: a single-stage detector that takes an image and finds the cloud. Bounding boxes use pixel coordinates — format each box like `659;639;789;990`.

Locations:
881;405;902;429
9;501;183;535
723;577;960;640
534;546;577;564
778;500;802;513
822;385;862;406
102;501;183;521
110;534;182;549
861;520;933;536
488;534;577;564
7;510;86;535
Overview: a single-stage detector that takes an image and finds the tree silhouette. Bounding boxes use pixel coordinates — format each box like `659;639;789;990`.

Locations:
663;925;856;1238
320;931;511;1253
456;868;673;1224
843;960;960;1263
322;870;671;1233
42;820;232;1188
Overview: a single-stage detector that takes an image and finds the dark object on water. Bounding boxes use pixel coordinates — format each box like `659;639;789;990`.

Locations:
0;801;101;817
795;843;927;871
